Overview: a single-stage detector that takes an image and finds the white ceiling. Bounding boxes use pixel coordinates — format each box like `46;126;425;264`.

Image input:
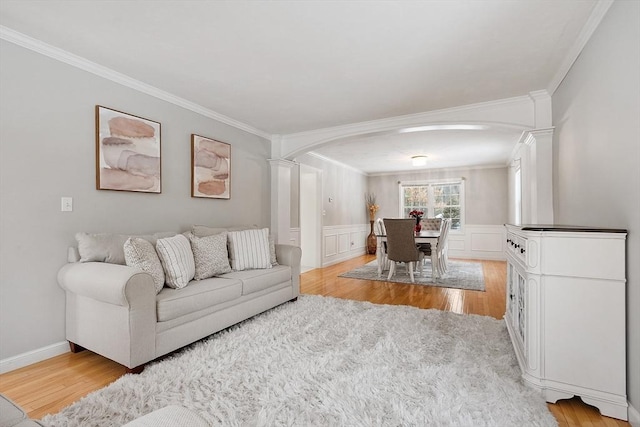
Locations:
0;0;602;173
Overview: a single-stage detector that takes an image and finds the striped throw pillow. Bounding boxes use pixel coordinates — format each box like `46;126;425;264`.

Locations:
156;234;195;289
228;228;272;271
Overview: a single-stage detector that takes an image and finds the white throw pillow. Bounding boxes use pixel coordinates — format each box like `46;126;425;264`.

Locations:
123;237;165;293
76;232;129;264
156;234;195;289
189;232;231;280
227;228;272;271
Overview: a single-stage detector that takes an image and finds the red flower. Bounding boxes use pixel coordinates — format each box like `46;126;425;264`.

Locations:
409;210;424;218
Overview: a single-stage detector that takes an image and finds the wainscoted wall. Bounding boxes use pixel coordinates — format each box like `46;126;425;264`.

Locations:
447;225;506;261
312;223;505;267
322;224;368;266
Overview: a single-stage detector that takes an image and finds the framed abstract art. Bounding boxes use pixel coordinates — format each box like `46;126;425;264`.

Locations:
95;105;161;193
191;134;231;199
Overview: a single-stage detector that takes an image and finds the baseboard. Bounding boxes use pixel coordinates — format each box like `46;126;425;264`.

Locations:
629;402;640;427
0;341;68;374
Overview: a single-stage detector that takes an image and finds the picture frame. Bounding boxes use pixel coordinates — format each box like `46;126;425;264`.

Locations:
95;105;161;193
191;134;231;199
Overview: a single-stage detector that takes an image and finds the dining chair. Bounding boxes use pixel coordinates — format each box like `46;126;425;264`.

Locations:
383;218;424;283
436;219;452;274
374;218;389;275
417;218;442;256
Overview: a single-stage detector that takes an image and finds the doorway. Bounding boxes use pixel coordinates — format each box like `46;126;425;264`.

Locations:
299;164;322;272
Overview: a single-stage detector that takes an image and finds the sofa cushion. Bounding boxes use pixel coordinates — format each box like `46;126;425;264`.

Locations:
76;231;176;264
156;235;195;289
156;277;241;322
227;228;272;271
189;232;231;280
219;265;291;295
192;225;278;266
123;237;165;293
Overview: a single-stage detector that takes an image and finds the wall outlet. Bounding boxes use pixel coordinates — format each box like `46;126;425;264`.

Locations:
61;197;73;212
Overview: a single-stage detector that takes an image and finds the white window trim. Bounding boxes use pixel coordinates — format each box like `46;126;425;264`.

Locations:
398;178;466;233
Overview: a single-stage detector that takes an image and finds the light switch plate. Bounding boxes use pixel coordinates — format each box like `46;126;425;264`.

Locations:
61;197;73;212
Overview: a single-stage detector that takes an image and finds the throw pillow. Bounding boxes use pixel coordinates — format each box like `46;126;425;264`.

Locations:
227;228;272;271
123;237;165;293
268;235;278;266
189;232;231;280
155;234;195;289
75;231;177;265
76;232;129;264
192;224;278;265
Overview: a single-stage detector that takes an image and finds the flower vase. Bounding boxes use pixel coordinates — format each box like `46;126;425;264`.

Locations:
367;220;377;254
414;217;422;233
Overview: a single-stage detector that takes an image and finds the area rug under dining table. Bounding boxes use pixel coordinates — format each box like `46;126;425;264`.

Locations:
339;259;486;291
41;295;555;426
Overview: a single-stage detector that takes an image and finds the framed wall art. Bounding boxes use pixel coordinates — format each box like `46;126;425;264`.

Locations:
95;105;161;193
191;134;230;199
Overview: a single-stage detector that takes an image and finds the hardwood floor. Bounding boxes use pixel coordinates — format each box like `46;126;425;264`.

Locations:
0;255;629;426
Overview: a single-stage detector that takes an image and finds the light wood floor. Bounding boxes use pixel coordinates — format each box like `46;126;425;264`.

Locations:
0;255;629;426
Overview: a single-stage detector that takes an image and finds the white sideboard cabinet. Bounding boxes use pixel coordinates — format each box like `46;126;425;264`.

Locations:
504;224;627;420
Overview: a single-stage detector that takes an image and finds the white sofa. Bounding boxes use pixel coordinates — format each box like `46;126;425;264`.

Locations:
57;225;301;372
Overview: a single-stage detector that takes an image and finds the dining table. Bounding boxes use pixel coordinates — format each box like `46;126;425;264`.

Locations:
376;229;441;279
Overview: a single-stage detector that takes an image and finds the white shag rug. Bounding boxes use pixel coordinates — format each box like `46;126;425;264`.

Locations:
41;296;557;427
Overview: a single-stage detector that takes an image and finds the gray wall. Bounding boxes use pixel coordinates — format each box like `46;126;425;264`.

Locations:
0;41;271;360
295;154;368;226
552;0;639;414
367;167;508;225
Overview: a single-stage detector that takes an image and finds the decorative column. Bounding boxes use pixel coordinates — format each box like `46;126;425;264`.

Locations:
519;128;554;225
268;158;295;245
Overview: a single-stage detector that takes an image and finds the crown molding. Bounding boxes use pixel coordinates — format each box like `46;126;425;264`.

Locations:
0;25;271;140
368;163;508;178
547;0;614;95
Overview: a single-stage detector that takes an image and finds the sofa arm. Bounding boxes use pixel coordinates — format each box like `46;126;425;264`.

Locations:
58;262;155;307
275;244;301;298
57;262;157;369
275;244;301;269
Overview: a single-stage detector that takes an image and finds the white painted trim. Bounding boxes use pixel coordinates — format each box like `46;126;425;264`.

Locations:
289;227;301;247
0;341;68;374
547;0;615;95
322;224;368;267
280;96;536;159
320;223;505;267
0;26;270;140
447;224;507;261
283;95;531;143
629;403;640;427
369;163;508;177
304;152;367;176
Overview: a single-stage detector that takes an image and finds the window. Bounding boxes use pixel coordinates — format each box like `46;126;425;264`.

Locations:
399;180;464;230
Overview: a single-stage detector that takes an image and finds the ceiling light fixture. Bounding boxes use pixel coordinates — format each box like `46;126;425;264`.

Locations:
399;124;489;133
411;155;428;166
